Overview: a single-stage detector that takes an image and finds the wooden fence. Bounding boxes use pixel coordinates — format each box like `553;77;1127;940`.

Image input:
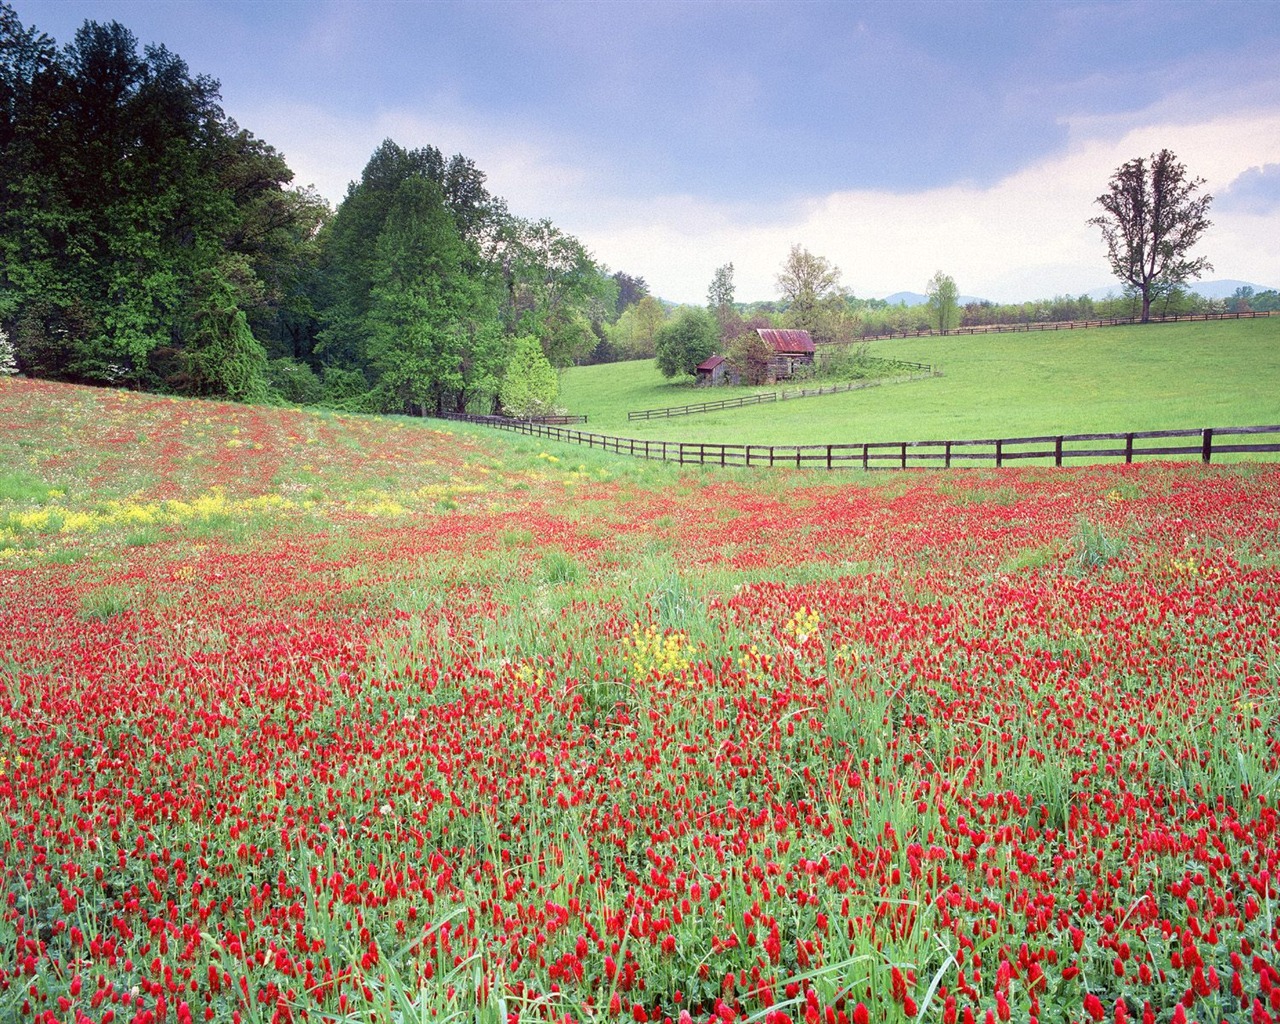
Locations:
850;308;1280;344
627;364;939;421
437;416;1280;470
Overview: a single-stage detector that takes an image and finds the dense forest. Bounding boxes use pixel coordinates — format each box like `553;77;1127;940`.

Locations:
0;4;637;415
2;5;1275;413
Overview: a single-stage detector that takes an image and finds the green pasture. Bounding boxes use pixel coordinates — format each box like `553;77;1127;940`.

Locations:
558;318;1280;446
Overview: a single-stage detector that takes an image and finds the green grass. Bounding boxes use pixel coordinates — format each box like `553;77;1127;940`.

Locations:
559;318;1280;445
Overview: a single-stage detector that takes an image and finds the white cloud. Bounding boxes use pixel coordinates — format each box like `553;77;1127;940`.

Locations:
249;97;1280;304
573;107;1280;303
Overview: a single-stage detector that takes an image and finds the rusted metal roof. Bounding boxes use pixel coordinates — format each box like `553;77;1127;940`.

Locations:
696;355;726;371
757;328;815;354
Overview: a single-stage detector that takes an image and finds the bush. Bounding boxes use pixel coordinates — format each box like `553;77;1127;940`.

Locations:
266;358;323;405
319;366;372;407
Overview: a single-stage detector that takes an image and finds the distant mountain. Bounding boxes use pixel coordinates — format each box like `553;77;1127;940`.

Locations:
1085;279;1276;301
879;291;988;307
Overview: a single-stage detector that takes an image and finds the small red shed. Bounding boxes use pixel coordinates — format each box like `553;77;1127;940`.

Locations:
695;354;727;386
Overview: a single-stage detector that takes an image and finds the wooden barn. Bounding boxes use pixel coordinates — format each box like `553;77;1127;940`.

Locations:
757;329;815;380
695;354;728;386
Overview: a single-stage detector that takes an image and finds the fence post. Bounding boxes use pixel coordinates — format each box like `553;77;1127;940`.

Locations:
826;444;832;470
1125;434;1134;464
900;442;907;470
862;444;869;471
944;441;952;469
995;440;1003;468
1054;437;1063;467
1201;428;1213;464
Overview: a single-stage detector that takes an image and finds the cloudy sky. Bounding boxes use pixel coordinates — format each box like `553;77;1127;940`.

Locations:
14;0;1280;303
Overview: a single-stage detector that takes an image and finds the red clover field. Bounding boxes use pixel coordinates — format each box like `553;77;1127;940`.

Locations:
1;377;1278;1024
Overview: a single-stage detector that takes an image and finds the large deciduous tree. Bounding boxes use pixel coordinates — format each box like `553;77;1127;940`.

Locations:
491;215;611;367
362;177;504;415
1089;149;1213;323
655;307;718;379
776;244;845;340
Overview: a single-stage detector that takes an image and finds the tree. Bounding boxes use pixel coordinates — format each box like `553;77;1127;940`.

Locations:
655;307;718;379
605;295;667;360
499;335;558;418
707;261;735;317
773;244;844;323
726;323;775;386
773;245;855;343
0;327;17;375
610;271;648;318
1089;149;1213;323
926;271;959;333
363;177;501;415
491;215;611;367
0;4;322;392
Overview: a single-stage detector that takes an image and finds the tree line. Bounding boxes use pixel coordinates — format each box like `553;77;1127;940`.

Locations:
647;148;1239;386
0;5;646;416
2;6;1247;408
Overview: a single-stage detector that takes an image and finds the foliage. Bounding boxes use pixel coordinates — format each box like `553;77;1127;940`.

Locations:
775;244;848;339
499;335;559;418
183;266;272;403
610;271;649;319
707;261;737;336
1089;148;1214;322
491;215;613;367
1;5;620;414
319;364;371;407
655;306;719;378
726;326;776;385
926;270;960;332
0;4;321;392
0;327;16;375
606;295;668;360
265;356;323;405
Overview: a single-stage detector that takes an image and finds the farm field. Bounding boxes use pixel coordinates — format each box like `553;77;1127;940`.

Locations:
559;319;1280;446
2;376;1280;1024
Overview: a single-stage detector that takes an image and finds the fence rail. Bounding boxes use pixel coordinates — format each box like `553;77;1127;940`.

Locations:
437;415;1280;470
628;365;939;421
850;308;1280;344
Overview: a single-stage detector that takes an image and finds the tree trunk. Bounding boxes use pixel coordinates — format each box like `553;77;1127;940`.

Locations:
1140;289;1152;323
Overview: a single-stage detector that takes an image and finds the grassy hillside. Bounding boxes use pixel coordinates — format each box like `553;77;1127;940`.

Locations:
560;318;1280;444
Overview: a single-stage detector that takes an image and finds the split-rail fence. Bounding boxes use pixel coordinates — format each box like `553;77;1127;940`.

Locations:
438;415;1280;470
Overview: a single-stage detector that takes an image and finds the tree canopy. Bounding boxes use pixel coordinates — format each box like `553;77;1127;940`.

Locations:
1089;149;1213;323
655;307;718;379
926;271;959;333
0;4;324;396
0;4;633;413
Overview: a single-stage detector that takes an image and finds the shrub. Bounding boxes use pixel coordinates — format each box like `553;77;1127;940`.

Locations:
266;358;323;405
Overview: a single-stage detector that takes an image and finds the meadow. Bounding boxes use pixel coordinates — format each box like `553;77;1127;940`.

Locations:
560;319;1280;445
1;375;1279;1024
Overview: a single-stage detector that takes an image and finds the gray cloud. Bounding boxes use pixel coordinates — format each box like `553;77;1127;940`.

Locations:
1218;164;1280;214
